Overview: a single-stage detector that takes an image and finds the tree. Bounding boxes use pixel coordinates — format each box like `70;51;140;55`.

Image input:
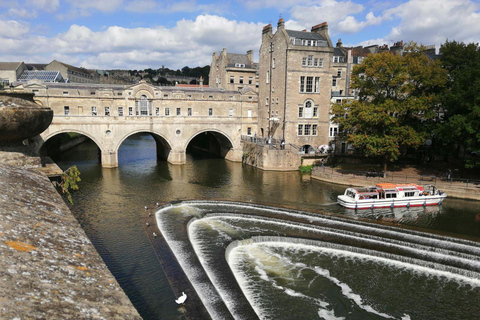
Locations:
332;43;447;172
436;41;480;165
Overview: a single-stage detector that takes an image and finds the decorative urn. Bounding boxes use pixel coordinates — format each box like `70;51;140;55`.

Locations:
0;92;53;142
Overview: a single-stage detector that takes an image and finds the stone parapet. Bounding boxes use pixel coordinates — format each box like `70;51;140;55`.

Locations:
0;164;141;319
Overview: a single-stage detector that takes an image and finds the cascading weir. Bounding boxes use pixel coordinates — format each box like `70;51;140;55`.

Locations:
154;201;480;320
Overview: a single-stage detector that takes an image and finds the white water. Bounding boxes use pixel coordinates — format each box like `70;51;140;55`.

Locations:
155;201;480;320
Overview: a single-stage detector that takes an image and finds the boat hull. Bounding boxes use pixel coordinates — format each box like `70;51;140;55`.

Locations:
337;194;447;210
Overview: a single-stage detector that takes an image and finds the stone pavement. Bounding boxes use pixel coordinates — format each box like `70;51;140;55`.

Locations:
0;164;141;319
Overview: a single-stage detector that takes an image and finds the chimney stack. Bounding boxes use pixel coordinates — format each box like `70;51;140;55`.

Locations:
262;24;272;35
277;18;284;30
310;22;332;47
246;50;254;65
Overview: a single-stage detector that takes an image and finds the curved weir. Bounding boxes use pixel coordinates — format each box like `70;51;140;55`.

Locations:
155;201;480;320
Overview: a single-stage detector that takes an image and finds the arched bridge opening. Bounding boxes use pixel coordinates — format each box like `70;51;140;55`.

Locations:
40;132;101;166
186;131;234;159
117;132;172;166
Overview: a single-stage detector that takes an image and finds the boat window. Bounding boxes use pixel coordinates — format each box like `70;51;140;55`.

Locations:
386;193;397;198
404;191;416;197
346;190;356;198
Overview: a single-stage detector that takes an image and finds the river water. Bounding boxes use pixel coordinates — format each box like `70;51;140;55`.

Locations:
54;133;480;320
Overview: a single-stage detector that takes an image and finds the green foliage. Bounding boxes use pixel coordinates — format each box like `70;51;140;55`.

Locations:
299;165;313;173
332;43;447;166
436;41;480;159
59;166;81;204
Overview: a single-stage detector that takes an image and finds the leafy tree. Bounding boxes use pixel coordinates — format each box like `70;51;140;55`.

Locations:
332;43;447;172
436;41;480;164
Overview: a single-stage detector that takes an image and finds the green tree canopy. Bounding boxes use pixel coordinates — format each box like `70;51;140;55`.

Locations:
436;41;480;162
332;43;447;170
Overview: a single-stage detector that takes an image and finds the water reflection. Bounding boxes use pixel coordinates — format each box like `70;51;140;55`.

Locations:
53;133;480;320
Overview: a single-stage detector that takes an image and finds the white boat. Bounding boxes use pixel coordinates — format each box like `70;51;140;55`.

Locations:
337;183;447;210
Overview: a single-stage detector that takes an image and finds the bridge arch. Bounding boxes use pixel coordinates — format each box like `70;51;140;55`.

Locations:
40;129;104;164
42;129;104;153
115;130;173;164
185;129;235;159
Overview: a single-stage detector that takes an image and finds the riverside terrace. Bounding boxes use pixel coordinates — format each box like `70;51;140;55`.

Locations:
0;164;141;319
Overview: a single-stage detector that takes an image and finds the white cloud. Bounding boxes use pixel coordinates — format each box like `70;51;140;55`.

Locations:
8;8;37;19
336;11;384;33
58;0;124;18
27;0;60;12
290;0;364;32
383;0;480;45
124;0;230;14
0;20;30;39
0;15;264;70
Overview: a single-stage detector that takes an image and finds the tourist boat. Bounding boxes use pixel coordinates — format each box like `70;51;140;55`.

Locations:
337;183;447;210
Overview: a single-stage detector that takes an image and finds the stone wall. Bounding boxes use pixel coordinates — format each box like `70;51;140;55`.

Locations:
242;141;301;171
0;164;141;319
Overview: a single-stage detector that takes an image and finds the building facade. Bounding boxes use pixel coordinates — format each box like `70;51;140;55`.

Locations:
209;49;258;92
257;19;335;152
0;62;27;87
13;80;258;167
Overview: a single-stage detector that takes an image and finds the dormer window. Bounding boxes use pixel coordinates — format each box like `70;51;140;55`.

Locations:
235;63;245;68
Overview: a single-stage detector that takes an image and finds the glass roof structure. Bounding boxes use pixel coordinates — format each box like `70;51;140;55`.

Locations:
17;70;65;83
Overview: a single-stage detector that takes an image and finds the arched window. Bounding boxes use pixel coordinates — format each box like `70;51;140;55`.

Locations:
140;95;148;115
304;100;313;118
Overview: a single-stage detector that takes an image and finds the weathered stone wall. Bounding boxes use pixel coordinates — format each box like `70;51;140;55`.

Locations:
242;142;301;171
0;164;141;319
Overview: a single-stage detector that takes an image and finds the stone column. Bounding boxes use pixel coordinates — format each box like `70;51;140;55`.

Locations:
101;151;118;168
167;149;186;165
225;148;243;162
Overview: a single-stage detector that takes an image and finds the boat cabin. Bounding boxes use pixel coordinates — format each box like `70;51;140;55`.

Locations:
343;183;438;201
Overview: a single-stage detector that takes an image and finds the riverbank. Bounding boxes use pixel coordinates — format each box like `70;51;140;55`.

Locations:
0;164;141;319
311;166;480;201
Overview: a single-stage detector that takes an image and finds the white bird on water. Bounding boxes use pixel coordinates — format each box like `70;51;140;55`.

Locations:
175;292;187;304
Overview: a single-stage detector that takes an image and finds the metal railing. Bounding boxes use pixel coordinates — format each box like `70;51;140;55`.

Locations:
241;135;331;155
311;166;480;189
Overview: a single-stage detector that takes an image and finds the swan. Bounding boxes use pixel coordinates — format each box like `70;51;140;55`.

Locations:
175;292;187;304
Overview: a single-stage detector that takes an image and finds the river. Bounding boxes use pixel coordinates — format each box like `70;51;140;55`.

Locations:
54;133;480;320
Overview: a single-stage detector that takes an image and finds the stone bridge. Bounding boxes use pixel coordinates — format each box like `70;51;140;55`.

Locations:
16;80;258;167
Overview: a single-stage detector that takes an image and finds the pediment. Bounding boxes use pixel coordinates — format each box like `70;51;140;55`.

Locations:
127;80;160;98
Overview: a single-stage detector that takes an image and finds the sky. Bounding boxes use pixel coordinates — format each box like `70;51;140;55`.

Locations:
1;0;480;70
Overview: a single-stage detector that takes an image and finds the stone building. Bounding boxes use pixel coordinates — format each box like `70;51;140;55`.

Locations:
209;48;258;92
258;19;335;152
0;62;27;87
45;60;98;83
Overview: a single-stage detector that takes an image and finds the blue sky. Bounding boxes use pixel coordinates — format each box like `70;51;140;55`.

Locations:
1;0;479;70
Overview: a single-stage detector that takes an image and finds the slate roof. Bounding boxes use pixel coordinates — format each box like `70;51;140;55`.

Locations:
50;60;94;76
26;63;48;70
286;30;326;41
226;53;256;68
0;62;23;71
334;47;345;57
